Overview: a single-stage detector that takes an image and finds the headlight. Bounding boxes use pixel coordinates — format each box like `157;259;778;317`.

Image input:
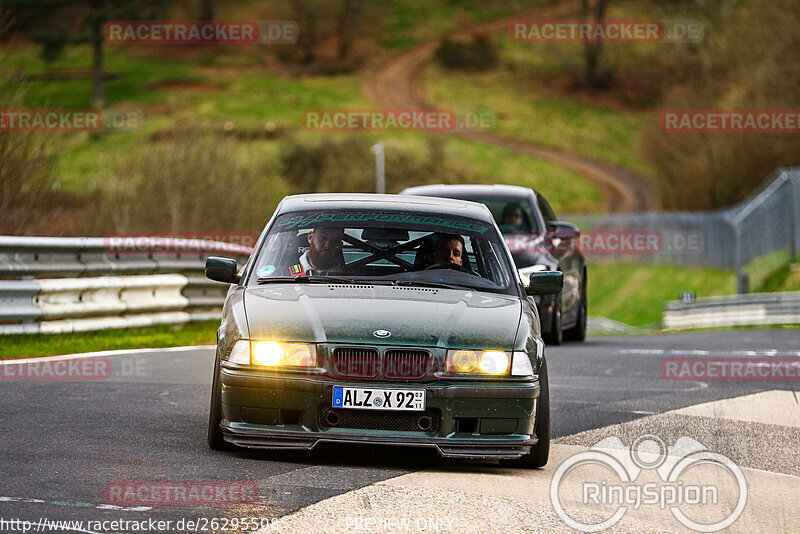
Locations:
225;340;317;367
519;264;549;286
446;349;511;375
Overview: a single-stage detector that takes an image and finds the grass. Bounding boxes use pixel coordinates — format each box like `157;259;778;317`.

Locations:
377;0;520;50
426;54;651;175
587;263;736;327
422;0;721;176
5;36;606;212
0;321;218;360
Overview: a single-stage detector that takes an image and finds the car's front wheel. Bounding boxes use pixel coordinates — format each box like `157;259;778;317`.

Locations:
502;358;550;468
543;299;562;346
565;273;588;342
207;356;234;451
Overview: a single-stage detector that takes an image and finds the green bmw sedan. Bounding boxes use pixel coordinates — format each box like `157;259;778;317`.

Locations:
204;194;562;467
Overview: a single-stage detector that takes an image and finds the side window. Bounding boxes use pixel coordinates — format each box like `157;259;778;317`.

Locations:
537;195;557;228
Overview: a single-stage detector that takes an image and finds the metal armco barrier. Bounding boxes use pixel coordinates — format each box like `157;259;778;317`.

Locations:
564;167;800;294
0;236;253;334
663;291;800;330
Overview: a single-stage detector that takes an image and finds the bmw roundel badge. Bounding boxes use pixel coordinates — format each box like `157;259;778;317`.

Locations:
373;329;391;338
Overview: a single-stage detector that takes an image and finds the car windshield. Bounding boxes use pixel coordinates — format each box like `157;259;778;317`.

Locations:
420;194;543;234
248;209;517;295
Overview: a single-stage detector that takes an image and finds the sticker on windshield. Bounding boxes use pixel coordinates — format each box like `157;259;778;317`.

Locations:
257;265;275;277
289;263;305;276
276;212;489;234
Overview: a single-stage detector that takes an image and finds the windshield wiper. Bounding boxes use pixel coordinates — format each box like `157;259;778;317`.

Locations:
391;280;472;291
257;275;359;285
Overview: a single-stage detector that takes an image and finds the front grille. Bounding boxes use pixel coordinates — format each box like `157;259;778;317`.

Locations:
318;404;441;433
384;349;430;379
332;347;380;378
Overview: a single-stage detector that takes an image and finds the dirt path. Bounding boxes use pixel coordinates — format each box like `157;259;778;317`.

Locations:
363;1;661;212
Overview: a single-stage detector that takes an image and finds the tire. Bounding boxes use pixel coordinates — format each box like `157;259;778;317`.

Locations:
502;358;550;468
564;295;587;342
543;298;562;346
207;357;234;451
565;274;588;343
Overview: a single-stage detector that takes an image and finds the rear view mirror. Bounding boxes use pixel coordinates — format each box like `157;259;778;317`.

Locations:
549;221;580;240
525;271;563;296
205;256;240;284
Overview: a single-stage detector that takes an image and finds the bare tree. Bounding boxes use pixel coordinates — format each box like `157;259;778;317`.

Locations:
581;0;612;90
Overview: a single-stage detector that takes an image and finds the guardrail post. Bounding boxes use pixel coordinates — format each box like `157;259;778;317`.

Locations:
790;170;799;261
732;220;747;294
371;143;385;194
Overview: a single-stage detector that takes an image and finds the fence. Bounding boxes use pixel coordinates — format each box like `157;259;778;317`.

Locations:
663;291;800;330
0;237;252;335
564;168;800;293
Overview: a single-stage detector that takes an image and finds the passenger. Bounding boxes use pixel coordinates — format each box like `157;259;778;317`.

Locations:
293;227;344;275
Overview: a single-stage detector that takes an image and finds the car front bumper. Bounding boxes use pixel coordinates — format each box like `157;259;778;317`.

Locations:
219;366;540;460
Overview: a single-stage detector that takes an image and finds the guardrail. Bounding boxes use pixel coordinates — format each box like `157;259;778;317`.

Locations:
663;291;800;330
0;236;253;335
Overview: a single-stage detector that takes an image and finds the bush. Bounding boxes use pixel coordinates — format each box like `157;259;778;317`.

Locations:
100;130;282;233
435;34;498;71
0;26;62;235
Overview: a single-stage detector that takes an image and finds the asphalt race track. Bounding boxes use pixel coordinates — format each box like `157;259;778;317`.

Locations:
1;329;798;533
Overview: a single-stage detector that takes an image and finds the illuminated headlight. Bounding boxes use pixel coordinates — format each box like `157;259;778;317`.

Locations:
226;340;316;367
446;350;513;375
518;264;549;286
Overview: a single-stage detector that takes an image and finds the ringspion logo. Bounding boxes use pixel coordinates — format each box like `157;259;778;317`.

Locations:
551;434;747;532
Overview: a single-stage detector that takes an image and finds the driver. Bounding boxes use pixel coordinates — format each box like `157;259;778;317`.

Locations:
291;226;345;275
431;233;464;267
500;202;525;229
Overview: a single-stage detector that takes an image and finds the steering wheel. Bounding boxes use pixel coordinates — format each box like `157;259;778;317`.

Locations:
423;261;478;276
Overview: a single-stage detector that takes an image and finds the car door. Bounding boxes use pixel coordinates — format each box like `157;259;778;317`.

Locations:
537;194;582;327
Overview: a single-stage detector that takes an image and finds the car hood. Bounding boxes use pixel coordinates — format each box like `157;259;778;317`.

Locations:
244;284;521;350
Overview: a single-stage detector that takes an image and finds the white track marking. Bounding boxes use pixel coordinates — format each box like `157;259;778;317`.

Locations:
0;345;215;366
618;348;800;357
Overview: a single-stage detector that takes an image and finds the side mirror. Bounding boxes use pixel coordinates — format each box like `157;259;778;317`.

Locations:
549;221;580;240
525;271;563;296
205;256;240;284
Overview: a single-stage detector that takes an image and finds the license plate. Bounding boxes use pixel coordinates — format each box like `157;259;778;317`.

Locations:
332;386;425;411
